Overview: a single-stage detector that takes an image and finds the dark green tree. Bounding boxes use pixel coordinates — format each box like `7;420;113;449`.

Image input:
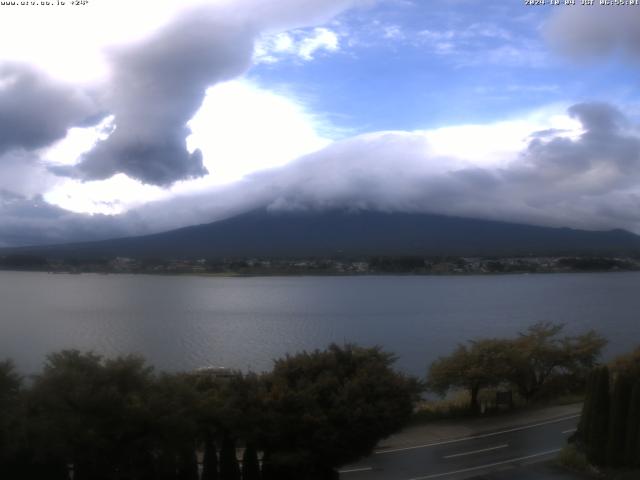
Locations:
242;443;261;480
576;369;595;447
29;351;110;480
219;434;241;480
14;352;204;480
260;344;421;478
148;373;201;479
177;446;199;480
606;374;633;466
624;382;640;467
584;366;610;466
0;360;29;479
201;436;219;480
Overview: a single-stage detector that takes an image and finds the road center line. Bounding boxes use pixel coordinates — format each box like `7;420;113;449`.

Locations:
407;448;562;480
443;444;508;459
339;467;373;474
375;414;580;455
562;428;577;434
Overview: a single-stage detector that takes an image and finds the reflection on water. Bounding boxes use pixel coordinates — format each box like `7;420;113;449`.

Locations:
1;271;638;376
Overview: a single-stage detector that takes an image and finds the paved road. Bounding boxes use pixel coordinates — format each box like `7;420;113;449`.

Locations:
339;414;580;480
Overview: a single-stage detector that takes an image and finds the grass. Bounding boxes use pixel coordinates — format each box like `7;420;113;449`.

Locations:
411;387;585;424
557;445;591;473
411;391;475;423
555;446;640;480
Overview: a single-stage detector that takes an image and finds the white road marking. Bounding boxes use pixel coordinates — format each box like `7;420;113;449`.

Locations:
339;467;373;474
562;428;577;434
375;414;580;455
407;448;562;480
443;444;509;459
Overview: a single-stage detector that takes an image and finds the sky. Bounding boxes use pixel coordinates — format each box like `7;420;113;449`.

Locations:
0;0;639;246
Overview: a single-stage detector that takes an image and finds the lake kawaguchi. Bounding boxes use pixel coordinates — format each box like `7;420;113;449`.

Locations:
1;270;639;377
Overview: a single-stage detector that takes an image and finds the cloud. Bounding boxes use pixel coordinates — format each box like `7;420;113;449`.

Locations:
43;79;334;215
415;25;546;67
184;101;640;233
0;192;134;248
108;102;640;236
0;64;99;155
50;0;369;186
255;28;341;63
53;6;255;186
6;101;640;247
546;4;640;61
0;150;61;199
298;28;340;60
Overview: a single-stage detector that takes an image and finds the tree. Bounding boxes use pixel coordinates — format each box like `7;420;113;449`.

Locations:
606;374;633;466
242;443;261;480
508;323;606;401
610;346;640;379
28;350;109;480
148;373;201;479
427;339;513;411
626;382;640;467
28;350;170;480
219;434;241;480
584;366;610;466
575;368;595;450
201;436;219;480
0;360;25;478
260;344;421;478
177;447;199;480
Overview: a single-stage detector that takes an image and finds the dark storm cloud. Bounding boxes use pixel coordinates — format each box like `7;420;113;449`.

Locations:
61;6;257;186
57;0;373;186
0;150;61;199
512;102;640;189
0;64;99;155
0;192;136;247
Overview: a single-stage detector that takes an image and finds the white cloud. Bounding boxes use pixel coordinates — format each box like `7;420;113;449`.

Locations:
40;99;586;218
299;28;340;60
42;80;333;214
255;27;341;63
43;116;115;167
382;25;405;40
0;0;213;84
6;101;640;246
0;0;370;83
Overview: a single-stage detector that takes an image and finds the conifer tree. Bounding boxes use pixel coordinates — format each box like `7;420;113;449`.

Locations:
241;444;261;480
177;447;199;480
585;366;610;466
576;369;596;445
202;437;219;480
625;382;640;467
606;375;632;466
219;435;241;480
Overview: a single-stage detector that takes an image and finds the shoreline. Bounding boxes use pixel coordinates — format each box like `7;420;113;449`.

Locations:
1;268;639;278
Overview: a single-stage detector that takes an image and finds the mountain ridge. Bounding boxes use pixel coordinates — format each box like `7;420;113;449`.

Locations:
3;209;640;259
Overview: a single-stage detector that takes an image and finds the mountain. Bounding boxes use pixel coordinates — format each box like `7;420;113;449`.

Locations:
5;209;640;259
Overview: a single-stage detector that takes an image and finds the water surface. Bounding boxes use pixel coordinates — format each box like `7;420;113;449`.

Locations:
1;271;638;376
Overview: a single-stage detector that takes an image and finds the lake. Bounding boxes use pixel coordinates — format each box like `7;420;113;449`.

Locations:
1;271;638;377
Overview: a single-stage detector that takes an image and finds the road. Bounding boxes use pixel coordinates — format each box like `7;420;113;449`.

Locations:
339;414;580;480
